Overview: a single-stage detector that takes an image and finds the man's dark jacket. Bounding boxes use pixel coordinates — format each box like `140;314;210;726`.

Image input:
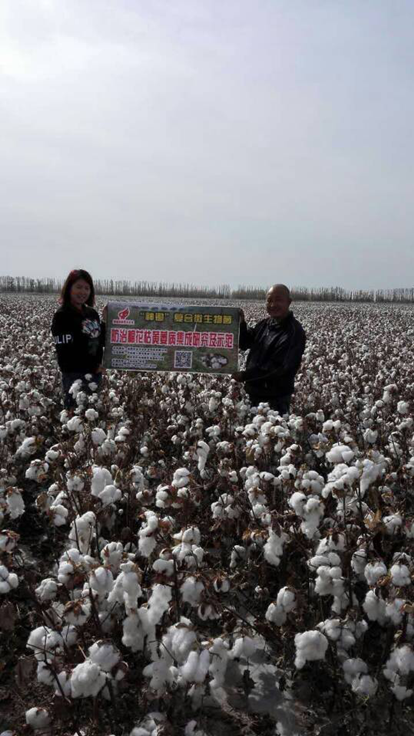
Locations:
239;311;306;401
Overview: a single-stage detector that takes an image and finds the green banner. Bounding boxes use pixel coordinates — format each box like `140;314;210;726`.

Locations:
104;302;240;374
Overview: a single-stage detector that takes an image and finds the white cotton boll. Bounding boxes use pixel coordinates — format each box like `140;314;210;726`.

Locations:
138;531;157;558
89;641;120;672
294;630;328;669
25;707;51;729
326;444;355;464
180;649;210;684
142;658;174;693
181;577;204;606
6;489;25;519
0;565;18;594
67;416;84;433
85;408;99;421
390;563;411;587
398;401;410;415
230;545;246;568
100;541;124;571
15;436;36;457
386;598;405;625
172;468;191;488
263;529;288;567
0;531;19;552
69;512;96;553
289;492;306;515
209;637;229;689
351;548;367;577
27;626;48;659
266;602;287;626
91;467;113;496
351;674;378;697
71;660;107;698
364;561;387;586
185;721;208;736
108;561;142;611
231;636;257;660
392;684;414;701
363;590;387;623
92;428;107;445
364;428;378;444
37;661;55;686
98;484;122;507
50;503;69;526
343;658;368;684
153;559;175;577
64;599;91;626
146;584;172;625
89;566;114;596
383;514;403;536
35;577;58;602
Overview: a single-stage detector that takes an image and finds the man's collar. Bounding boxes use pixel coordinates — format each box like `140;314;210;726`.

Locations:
268;311;292;329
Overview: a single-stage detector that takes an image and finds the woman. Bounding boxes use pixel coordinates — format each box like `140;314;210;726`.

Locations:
52;269;105;408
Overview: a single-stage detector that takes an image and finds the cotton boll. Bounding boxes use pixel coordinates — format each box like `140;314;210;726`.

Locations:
89;641;121;672
107;561;143;611
209;637;229;689
98;484;122;507
25;707;51;729
89;566;114;596
180;649;210;684
0;565;18;594
6;489;25;519
351;673;378;697
91;467;113;496
146;584;172;625
181;577;204;607
364;561;387;586
71;660;107;698
294;630;328;669
363;590;387;623
63;599;91;626
35;577;58;602
383;514;403;535
326;444;355;464
390;563;411;587
343;657;368;685
92;428;107;445
263;529;288;567
231;636;257;660
0;530;19;552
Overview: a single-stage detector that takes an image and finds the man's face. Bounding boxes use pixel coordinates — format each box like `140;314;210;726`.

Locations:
266;288;291;321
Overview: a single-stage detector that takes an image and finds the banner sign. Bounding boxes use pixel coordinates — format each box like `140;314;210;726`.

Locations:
104;302;240;374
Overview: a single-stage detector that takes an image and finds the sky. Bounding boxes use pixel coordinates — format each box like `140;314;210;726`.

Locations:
1;0;414;291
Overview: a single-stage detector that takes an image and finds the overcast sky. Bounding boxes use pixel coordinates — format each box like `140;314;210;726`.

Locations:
1;0;414;290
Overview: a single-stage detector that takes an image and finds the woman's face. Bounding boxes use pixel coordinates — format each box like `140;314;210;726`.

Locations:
70;278;91;309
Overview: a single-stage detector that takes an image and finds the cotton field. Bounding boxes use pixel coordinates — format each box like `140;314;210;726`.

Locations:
1;294;414;736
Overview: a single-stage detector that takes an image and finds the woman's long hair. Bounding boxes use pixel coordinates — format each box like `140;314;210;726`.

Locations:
60;269;95;307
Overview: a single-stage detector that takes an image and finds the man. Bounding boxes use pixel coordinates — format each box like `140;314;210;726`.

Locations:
232;284;306;414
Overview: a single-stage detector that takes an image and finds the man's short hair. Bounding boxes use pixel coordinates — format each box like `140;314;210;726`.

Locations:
268;284;291;300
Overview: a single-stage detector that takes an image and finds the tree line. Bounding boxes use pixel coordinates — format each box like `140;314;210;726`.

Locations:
1;275;414;303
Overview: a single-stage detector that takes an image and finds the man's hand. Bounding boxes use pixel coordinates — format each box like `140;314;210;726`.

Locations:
231;371;245;382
